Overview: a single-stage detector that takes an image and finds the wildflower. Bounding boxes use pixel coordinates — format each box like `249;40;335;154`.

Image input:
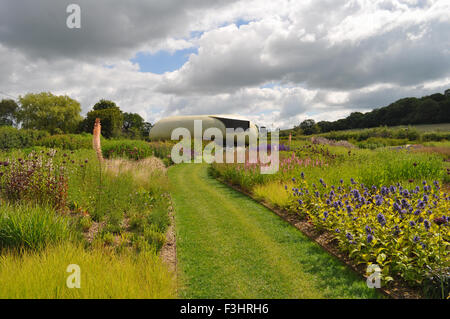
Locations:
433;217;447;226
375;195;383;206
393;225;400;236
367;234;373;243
335;228;340;233
300;172;305;179
340;179;343;184
413;236;420;243
346;233;353;241
424;219;431;230
298;200;303;205
323;211;329;218
417;200;425;209
377;213;386;226
346;205;353;214
285;185;288;190
365;225;372;234
409;220;416;227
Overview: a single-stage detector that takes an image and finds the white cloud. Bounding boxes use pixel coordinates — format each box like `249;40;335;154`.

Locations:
0;0;449;129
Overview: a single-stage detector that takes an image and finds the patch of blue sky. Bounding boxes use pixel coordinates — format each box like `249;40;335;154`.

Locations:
260;81;282;89
130;47;198;74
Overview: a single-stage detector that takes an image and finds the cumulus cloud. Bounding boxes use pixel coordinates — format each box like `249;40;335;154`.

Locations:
0;0;449;129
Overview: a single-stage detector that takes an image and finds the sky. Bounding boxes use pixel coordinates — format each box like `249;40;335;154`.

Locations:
0;0;449;129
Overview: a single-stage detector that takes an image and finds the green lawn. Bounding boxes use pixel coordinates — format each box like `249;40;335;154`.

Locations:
169;163;382;299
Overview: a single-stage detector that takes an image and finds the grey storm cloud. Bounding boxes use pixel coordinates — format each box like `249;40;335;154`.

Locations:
0;0;237;61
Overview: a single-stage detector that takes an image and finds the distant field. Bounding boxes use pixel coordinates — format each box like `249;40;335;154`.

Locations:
386;123;450;132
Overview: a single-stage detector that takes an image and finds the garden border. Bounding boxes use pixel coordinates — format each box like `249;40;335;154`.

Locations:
214;177;424;299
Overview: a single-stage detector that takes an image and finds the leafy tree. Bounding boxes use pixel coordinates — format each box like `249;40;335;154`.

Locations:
122;112;144;138
142;122;153;139
80;107;124;138
17;92;82;134
93;99;120;111
0;99;19;126
297;119;319;135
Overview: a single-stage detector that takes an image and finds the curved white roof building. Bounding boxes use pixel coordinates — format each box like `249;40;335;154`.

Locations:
149;115;259;142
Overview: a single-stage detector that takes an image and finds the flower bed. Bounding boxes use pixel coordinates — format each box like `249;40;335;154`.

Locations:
286;174;449;296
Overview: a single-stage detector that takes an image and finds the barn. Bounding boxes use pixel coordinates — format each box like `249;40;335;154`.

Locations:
149;115;259;142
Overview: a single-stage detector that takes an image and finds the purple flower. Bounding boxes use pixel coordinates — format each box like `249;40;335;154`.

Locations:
377;213;386;226
424;219;431;230
335;228;340;233
413;236;420;243
346;233;353;241
409;220;416;227
300;172;305;179
367;234;373;243
365;225;372;234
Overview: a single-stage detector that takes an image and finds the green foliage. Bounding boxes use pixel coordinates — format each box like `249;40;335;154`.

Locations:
102;140;154;160
92;99;120;111
81;107;124;138
296;119;320;135
0;126;49;150
17;92;82;134
317;90;450;132
123;112;145;139
37;133;98;150
0;99;18;126
0;204;73;251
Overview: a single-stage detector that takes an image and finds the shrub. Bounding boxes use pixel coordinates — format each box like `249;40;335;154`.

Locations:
37;133;99;150
0;126;49;150
102;140;153;160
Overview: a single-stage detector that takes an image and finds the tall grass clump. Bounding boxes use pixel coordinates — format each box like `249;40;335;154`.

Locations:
0;204;73;251
0;243;176;298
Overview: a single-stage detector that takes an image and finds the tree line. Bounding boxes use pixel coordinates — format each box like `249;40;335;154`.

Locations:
0;92;152;139
293;89;450;135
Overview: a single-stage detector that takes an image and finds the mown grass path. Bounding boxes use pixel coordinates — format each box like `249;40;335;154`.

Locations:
169;164;382;299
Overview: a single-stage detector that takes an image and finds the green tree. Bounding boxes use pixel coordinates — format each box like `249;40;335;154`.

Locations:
123;112;145;139
142;122;153;139
93;99;120;111
17;92;82;134
0;99;19;126
297;119;319;135
80;99;124;138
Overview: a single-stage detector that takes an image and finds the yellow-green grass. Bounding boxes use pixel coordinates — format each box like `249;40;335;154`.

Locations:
0;243;176;298
253;181;293;209
169;163;382;299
